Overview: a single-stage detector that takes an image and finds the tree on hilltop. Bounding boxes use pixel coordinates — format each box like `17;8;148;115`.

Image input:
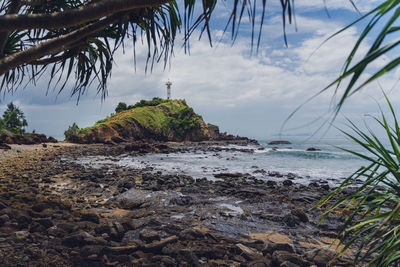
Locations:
2;102;27;133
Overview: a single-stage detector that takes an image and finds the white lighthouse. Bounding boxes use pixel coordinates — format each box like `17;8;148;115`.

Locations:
165;80;172;99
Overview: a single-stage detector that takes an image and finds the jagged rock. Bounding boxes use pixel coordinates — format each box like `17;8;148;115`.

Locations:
263;241;295;255
139;230;161;243
143;235;178;253
235;243;262;260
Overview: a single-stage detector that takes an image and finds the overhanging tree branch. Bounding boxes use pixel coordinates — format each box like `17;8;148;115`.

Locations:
0;0;172;31
0;13;122;75
0;0;21;56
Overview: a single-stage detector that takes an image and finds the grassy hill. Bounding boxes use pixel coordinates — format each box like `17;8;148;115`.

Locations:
67;99;219;143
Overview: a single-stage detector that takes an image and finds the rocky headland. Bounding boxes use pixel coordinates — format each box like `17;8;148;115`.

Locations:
66;99;255;145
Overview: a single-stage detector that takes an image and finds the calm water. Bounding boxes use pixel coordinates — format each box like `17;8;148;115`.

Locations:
78;137;370;186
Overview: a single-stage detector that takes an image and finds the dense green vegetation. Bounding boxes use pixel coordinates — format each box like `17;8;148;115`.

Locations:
115;98;168;114
0;102;28;134
74;99;202;140
64;123;79;141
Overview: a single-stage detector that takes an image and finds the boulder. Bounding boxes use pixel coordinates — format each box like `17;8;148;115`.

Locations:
306;147;321;152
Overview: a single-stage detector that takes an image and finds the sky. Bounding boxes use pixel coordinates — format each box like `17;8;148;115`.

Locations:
1;0;398;140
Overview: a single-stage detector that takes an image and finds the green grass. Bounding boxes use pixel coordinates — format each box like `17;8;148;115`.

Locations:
77;99;200;139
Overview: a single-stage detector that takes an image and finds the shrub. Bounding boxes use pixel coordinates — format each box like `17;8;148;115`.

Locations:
132;97;167;109
64;123;79;141
115;102;128;113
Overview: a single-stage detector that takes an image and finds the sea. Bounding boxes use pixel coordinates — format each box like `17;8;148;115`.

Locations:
79;137;370;187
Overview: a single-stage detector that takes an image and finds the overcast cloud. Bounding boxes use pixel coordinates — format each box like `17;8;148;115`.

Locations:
0;1;398;140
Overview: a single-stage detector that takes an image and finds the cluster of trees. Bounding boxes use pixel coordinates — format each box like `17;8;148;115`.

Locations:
0;102;27;134
115;97;167;113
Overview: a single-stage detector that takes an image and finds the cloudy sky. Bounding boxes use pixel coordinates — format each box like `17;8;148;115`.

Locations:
1;0;398;140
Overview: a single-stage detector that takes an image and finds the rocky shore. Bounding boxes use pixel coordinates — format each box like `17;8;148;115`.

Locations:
0;141;357;266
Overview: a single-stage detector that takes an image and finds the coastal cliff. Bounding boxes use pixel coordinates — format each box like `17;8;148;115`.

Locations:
67;99;219;144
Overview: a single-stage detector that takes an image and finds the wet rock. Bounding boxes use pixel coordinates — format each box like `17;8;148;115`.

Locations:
306;147;321;151
290;208;308;223
266;180;277;187
283;180;293;186
214;172;244;178
169;196;194;206
283;214;298;227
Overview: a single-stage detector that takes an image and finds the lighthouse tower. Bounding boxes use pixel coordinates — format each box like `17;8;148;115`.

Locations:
165;80;172;99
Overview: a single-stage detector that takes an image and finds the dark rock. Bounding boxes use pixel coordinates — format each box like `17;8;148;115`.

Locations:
306;147;321;151
36;218;54;228
304;247;352;267
272;250;308;266
263;241;295;255
178;228;204;240
0;143;11;150
268;141;291;145
42;143;47;148
283;214;298;227
81;212;100;224
62;231;107;247
139;230;161;243
283;180;293;186
0;214;9;226
290;208;308;223
235;243;262;260
143;235;178;253
169;196;194;206
47;136;58;143
214;172;244;178
266;180;277;187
